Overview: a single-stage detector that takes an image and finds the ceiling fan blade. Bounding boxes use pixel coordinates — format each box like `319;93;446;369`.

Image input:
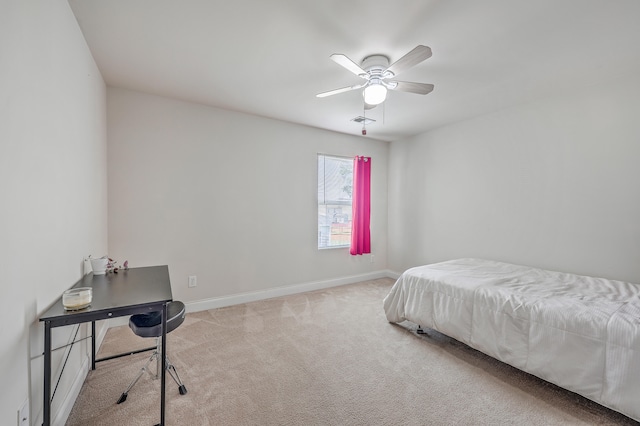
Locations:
330;54;368;78
316;83;366;98
388;81;434;95
384;45;432;77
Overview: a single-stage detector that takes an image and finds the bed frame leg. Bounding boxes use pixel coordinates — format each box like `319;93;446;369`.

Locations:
416;325;427;334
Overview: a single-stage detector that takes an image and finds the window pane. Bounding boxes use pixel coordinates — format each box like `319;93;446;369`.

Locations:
318;155;352;249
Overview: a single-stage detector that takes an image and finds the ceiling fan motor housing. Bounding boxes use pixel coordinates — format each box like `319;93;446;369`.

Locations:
361;54;391;77
361;55;397;92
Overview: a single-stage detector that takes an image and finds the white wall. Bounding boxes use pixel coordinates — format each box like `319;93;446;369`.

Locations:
0;1;107;424
388;73;640;283
107;88;388;306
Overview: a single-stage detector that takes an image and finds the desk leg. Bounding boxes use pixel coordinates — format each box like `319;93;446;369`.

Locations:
91;321;96;370
160;302;167;426
43;321;52;426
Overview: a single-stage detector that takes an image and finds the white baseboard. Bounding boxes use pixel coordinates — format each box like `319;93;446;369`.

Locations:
185;270;397;313
108;315;130;328
387;270;402;280
95;319;110;350
52;355;89;426
48;320;109;426
103;270;400;322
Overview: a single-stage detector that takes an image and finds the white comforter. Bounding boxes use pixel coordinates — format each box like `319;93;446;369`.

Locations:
383;258;640;421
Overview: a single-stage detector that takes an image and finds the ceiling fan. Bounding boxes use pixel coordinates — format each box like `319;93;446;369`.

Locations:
316;45;434;108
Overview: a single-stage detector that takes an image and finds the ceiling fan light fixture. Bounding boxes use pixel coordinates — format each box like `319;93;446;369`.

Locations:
317;45;433;110
363;83;387;105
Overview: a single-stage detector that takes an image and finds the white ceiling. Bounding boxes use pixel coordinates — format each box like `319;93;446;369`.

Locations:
68;0;640;142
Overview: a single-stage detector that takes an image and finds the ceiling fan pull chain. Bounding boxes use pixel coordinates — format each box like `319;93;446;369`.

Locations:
362;104;367;135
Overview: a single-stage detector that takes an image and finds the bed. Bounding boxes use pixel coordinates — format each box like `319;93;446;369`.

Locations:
383;258;640;421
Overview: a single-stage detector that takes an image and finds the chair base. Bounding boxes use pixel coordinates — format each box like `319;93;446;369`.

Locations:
116;338;187;404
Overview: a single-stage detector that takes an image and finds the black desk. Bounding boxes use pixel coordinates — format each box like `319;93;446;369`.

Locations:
39;265;173;426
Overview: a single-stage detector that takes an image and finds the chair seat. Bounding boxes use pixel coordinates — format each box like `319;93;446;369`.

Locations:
129;301;186;338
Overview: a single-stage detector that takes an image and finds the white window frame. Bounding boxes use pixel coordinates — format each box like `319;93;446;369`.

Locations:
317;154;353;250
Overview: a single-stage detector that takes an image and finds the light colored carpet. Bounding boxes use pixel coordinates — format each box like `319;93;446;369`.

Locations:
66;278;638;425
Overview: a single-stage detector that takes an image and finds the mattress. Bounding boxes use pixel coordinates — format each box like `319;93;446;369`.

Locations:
383;258;640;421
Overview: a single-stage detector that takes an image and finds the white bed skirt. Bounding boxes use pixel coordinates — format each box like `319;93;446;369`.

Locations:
383;258;640;421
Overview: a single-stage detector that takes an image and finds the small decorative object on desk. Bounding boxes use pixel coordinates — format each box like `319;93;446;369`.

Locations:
107;258;129;273
87;255;129;274
62;287;92;311
89;256;109;275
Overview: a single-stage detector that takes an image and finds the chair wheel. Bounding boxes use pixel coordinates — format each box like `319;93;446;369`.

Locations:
117;393;128;404
179;385;187;395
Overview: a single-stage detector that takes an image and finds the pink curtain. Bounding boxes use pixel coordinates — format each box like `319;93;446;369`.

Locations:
350;156;371;255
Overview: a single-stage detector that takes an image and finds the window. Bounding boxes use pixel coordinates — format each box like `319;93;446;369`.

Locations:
318;154;353;249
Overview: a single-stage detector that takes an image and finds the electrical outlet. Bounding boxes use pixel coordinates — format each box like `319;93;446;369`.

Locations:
370;254;375;263
18;399;28;426
188;275;197;288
